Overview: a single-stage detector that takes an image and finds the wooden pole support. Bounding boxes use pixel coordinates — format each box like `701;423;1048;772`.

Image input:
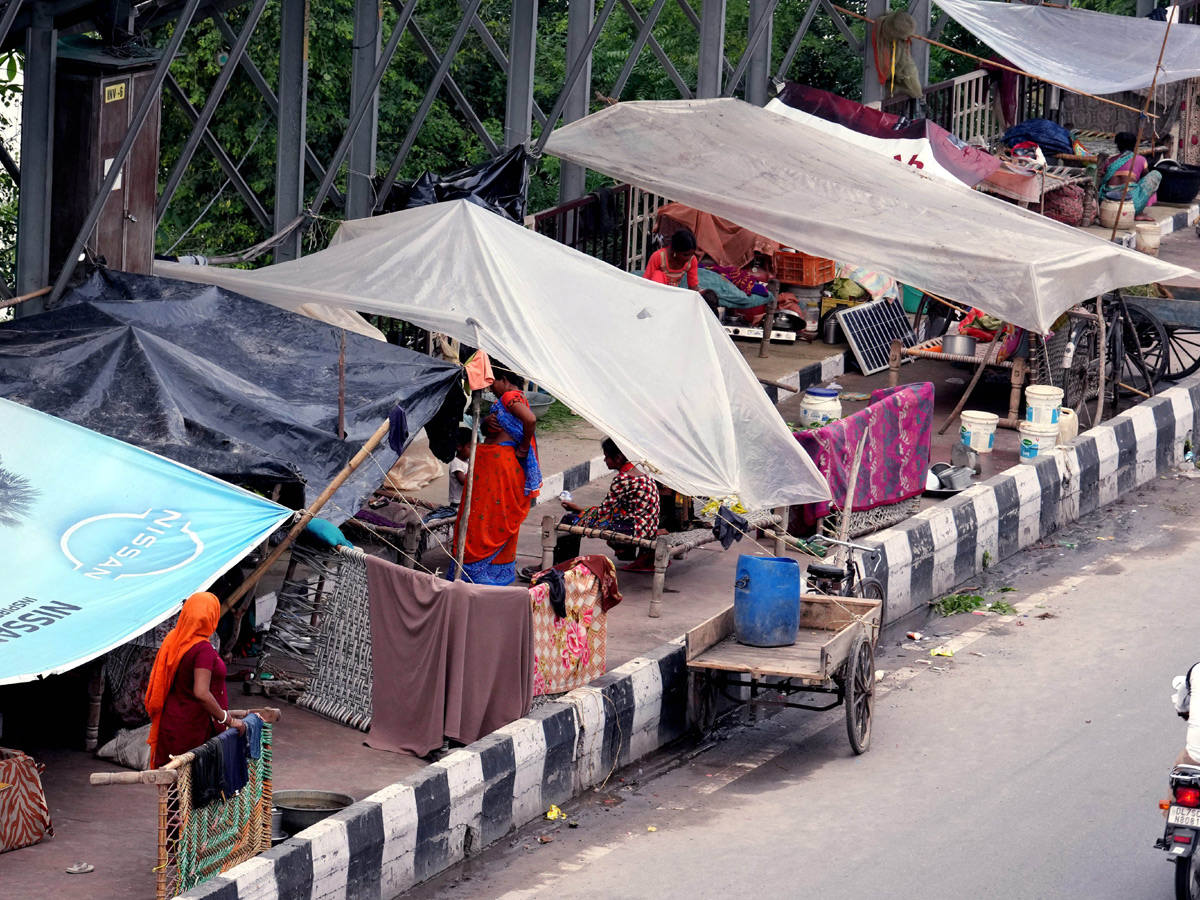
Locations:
452;390;483;581
937;327;1006;436
221;418;393;615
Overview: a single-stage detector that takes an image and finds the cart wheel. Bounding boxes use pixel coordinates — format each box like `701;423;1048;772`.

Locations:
690;671;719;736
853;577;887;647
844;635;874;755
1165;326;1200;381
1116;301;1168;396
1062;321;1100;416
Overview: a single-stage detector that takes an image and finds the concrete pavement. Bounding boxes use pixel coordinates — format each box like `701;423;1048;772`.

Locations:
409;473;1200;900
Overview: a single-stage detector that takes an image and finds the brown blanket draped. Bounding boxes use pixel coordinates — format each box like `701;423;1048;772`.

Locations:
365;555;534;756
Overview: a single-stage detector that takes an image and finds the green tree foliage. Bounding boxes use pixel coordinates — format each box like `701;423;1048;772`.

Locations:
152;0;1013;263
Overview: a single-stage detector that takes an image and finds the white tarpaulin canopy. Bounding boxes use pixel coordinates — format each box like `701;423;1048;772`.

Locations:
157;200;829;509
936;0;1200;95
543;98;1190;334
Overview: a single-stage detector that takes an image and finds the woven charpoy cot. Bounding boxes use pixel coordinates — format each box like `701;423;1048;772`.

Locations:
159;725;273;900
297;549;610;731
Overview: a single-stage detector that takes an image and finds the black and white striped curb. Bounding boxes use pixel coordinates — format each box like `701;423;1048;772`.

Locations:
532;454;606;507
760;349;850;405
1109;202;1198;249
176;642;688;900
859;377;1200;623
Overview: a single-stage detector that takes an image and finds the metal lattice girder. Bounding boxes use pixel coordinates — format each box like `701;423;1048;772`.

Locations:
908;0;930;83
776;0;821;81
407;18;499;156
209;11;343;208
611;0;693;101
534;0;619;154
163;74;272;230
696;0;726;98
819;0;861;53
0;0;26;62
0;141;15;184
558;0;593;203
675;0;734;79
157;0;269;224
930;8;950;40
504;0;537;150
15;1;53;307
861;0;887;105
48;0;204;306
309;0;420;218
456;0;548;128
724;0;779;100
376;0;485;202
347;0;382;221
274;0;307;263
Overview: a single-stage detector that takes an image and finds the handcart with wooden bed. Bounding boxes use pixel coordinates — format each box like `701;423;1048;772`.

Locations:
685;591;881;754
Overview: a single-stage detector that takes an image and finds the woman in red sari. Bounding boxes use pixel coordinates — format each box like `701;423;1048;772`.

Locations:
453;420;537;585
145;592;244;768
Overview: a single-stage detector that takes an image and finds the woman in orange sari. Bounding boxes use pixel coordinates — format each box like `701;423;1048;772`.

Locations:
452;422;537;585
145;592;244;768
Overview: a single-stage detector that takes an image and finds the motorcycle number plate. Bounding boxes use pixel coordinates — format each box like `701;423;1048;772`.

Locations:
1168;806;1200;828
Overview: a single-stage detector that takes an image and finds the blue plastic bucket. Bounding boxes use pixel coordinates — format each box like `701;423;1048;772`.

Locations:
733;555;802;647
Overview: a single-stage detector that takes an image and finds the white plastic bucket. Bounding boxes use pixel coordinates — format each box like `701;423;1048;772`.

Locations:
960;410;998;453
1025;385;1064;425
1135;222;1163;256
1019;420;1059;463
1100;200;1135;231
1058;407;1078;444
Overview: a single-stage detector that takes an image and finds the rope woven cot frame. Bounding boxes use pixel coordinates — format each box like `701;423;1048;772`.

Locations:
155;724;274;900
295;547;374;730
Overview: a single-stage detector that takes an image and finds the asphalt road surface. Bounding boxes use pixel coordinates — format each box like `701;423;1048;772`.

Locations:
410;474;1200;900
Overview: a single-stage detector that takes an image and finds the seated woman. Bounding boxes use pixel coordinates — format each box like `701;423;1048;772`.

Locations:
644;227;700;290
551;438;661;571
1103;131;1162;222
452;418;534;586
485;365;542;497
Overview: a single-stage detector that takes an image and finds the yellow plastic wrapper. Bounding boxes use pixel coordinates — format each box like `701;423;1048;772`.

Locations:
930;647;954;658
545;805;565;820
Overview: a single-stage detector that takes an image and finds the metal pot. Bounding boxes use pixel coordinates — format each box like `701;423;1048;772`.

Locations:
821;313;845;345
273;790;354;836
941;334;977;357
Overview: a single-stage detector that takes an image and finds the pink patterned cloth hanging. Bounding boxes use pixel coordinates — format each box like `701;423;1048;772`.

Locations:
793;383;934;528
528;563;609;696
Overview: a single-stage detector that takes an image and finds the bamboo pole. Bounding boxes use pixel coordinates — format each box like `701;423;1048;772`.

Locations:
1096;299;1108;424
836;432;870;548
937;326;1007;435
337;330;346;440
1108;15;1174;242
220;418;393;614
831;3;1154;119
452;390;483;581
0;285;51;310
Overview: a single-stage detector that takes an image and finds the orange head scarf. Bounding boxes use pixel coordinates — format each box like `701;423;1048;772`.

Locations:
145;592;221;760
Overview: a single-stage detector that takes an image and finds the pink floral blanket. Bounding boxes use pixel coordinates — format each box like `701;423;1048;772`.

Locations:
529;563;607;696
794;383;934;528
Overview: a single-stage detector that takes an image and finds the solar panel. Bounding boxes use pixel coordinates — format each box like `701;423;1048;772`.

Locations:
836;298;918;376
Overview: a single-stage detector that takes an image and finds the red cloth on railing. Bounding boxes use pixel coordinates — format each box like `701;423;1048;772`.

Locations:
793;383;934;528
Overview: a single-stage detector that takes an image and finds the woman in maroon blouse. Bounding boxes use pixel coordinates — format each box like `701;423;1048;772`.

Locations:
145;592;245;768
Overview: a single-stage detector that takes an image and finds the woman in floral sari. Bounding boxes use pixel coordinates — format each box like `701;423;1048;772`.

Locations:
1103;131;1162;221
452;420;536;585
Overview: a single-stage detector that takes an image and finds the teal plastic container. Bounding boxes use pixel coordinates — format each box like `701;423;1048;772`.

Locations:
733;555;802;647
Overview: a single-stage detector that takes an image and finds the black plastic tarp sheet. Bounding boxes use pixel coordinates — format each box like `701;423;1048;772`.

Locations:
379;145;529;222
0;271;462;522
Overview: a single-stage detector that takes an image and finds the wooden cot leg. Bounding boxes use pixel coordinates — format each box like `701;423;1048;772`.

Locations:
1009;357;1027;422
772;507;787;556
85;660;104;752
648;539;670;618
401;522;420;568
888;339;902;389
541;516;556;570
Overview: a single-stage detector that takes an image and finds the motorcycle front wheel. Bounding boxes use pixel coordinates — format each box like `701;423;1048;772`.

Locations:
1175;849;1200;900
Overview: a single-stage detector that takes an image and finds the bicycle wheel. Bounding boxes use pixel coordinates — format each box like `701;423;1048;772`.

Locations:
1062;323;1100;417
1165;326;1200;380
1117;302;1168;396
853;577;887;647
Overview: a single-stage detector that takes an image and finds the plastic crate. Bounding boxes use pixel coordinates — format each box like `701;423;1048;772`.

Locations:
775;249;836;286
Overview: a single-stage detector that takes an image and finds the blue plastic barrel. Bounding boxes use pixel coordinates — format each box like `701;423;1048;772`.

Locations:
733;555;802;647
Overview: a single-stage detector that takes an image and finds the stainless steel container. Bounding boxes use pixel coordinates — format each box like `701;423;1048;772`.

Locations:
941;334;977;356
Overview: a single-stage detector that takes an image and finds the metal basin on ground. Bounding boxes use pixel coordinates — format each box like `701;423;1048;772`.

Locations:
273;790;354;835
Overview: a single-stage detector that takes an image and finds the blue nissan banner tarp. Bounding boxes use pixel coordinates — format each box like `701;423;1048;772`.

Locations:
0;398;292;684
